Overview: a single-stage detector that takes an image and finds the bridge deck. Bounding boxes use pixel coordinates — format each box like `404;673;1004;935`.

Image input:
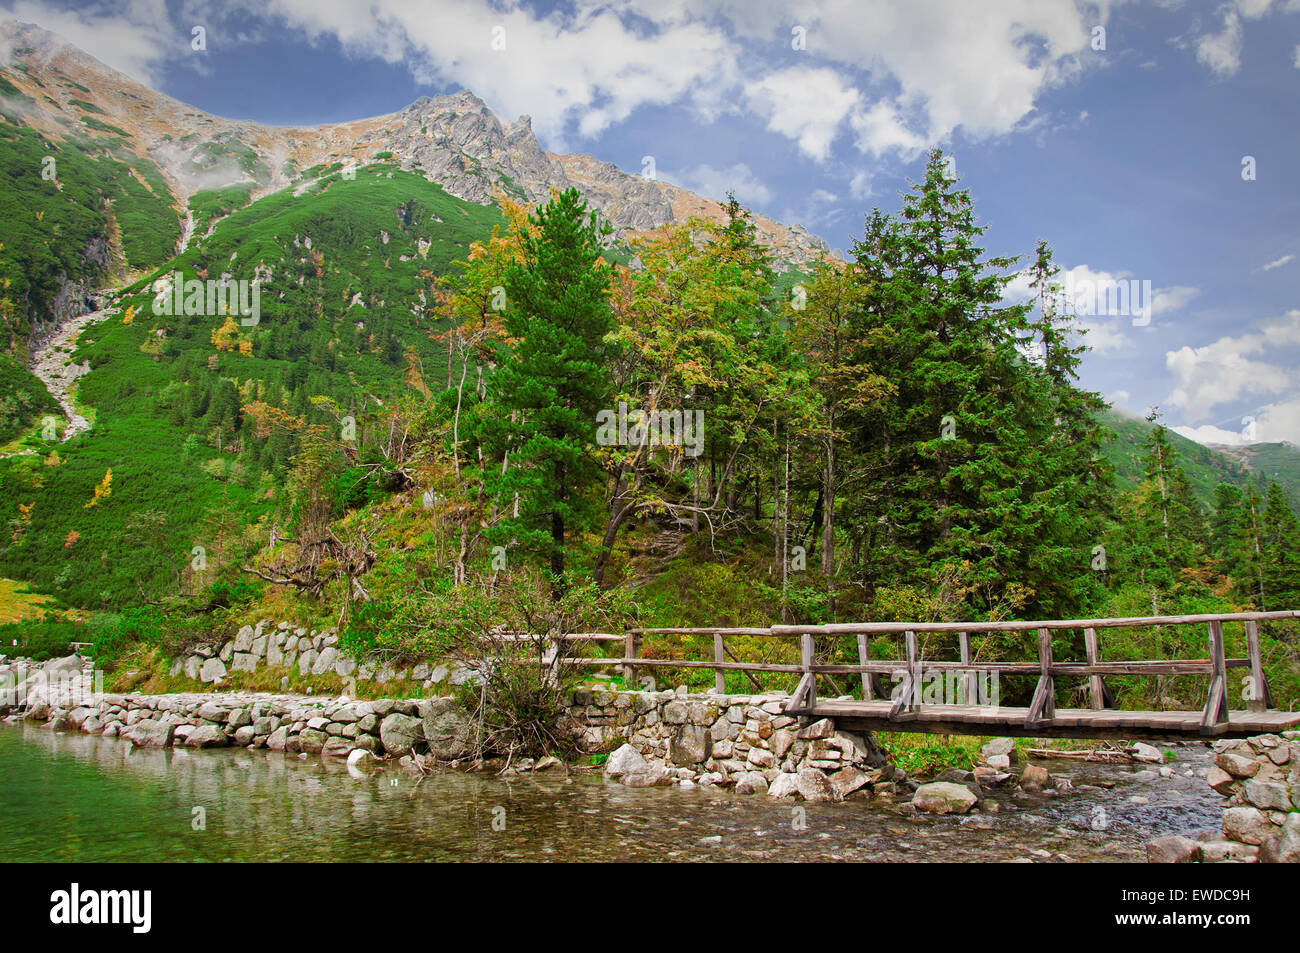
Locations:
802;699;1300;741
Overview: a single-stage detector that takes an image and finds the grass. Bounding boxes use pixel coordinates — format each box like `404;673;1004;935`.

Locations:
0;578;56;625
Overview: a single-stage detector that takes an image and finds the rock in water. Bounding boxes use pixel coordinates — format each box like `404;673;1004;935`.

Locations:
378;712;424;757
1145;835;1201;863
604;743;647;779
912;781;978;814
419;697;475;760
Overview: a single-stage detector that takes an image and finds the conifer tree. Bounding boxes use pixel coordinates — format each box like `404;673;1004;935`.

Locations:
480;189;614;595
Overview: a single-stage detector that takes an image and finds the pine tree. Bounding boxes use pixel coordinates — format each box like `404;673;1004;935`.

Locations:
480;189;614;595
1261;481;1300;610
842;150;1110;616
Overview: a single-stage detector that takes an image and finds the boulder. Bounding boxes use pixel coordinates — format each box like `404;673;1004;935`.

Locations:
604;743;648;779
232;625;255;652
796;768;841;803
297;728;327;754
311;647;338;676
734;771;769;795
183;725;229;748
419;697;475;760
1145;835;1201;863
1223;806;1274;845
795;718;835;740
1214;752;1260;779
126;719;173;747
1242;779;1292;812
913;781;979;815
669;724;712;765
981;737;1019;764
1020;763;1051;791
198;657;226;684
1206;765;1237;795
197;702;228;722
231;653;258;673
768;773;801;799
1200;839;1259;863
379;712;424;757
1259;814;1300;864
829;766;872;799
1131;742;1164;764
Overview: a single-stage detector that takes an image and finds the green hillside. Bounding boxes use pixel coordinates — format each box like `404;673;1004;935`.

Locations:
1100;407;1274;505
0;163;501;607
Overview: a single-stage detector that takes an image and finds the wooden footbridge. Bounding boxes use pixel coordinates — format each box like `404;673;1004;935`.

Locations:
538;610;1300;741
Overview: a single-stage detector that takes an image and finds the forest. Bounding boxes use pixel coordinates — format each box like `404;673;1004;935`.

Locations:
4;149;1298;716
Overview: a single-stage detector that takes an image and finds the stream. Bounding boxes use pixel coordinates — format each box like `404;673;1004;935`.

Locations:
0;724;1225;862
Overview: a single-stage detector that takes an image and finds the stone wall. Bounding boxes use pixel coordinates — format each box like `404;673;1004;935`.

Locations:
166;619;482;689
1146;731;1300;863
565;687;897;801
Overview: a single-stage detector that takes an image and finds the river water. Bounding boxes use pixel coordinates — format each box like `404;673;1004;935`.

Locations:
0;724;1224;862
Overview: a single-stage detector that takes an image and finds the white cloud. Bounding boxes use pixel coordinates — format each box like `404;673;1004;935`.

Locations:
2;1;178;85
721;0;1102;147
848;100;928;158
1172;423;1247;445
1185;0;1300;76
1195;8;1244;75
1253;395;1300;443
1152;285;1201;316
1262;253;1295;270
670;162;772;206
848;169;874;200
212;0;738;147
743;67;860;162
1164;309;1300;419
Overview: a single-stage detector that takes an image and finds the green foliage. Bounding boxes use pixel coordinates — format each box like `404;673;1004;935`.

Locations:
480;188;614;587
0;119;178;352
0;353;58;443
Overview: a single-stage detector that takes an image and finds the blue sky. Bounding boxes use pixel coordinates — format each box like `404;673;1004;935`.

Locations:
4;0;1298;445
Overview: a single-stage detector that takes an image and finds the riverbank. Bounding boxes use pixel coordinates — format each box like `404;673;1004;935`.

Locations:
0;718;1226;863
5;652;1297;861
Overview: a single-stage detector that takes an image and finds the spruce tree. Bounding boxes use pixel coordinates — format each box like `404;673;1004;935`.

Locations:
481;189;614;594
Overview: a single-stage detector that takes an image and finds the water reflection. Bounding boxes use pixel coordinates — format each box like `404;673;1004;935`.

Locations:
0;725;1223;862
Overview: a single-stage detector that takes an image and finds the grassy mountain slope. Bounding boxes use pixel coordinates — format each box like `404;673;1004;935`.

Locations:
1098;407;1295;507
0;163;500;607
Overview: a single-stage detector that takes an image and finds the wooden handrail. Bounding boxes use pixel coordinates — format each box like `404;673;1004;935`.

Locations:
514;612;1292;733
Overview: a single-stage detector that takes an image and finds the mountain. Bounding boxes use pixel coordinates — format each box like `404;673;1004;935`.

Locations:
0;20;827;266
1100;406;1300;511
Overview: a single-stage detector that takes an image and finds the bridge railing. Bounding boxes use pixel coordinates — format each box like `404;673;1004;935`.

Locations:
537;610;1298;731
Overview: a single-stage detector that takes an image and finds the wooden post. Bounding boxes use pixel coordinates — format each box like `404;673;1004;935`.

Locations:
713;631;726;695
890;630;919;719
856;632;873;700
800;632;816;712
958;631;977;706
1201;620;1229;731
1244;620;1272;712
1026;627;1055;726
1083;626;1109;710
623;629;641;687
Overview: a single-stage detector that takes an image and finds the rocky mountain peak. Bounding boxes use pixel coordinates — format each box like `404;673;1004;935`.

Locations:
1;19;830;269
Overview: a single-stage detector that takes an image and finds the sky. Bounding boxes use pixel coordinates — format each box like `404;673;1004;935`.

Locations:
3;0;1298;447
